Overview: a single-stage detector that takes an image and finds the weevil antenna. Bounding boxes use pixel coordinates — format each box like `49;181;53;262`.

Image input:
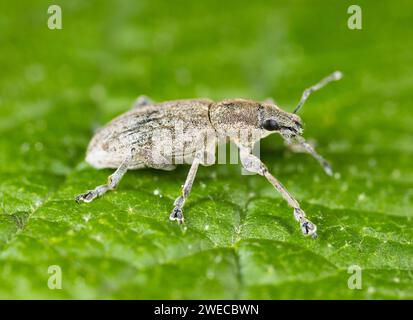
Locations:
293;71;343;114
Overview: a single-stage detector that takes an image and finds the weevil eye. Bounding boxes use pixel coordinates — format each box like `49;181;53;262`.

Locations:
262;119;280;131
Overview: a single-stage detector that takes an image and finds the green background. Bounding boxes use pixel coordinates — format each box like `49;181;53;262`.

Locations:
0;0;412;299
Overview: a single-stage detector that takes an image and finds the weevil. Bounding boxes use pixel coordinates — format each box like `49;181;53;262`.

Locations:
75;71;342;238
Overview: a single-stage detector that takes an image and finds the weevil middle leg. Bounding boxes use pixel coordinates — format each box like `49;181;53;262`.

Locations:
170;133;216;224
170;152;202;224
239;146;317;238
75;148;136;203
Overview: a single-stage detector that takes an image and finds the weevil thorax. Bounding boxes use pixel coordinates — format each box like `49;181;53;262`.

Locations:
209;99;303;146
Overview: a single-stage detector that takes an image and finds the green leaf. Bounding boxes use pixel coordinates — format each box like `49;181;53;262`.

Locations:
0;0;412;299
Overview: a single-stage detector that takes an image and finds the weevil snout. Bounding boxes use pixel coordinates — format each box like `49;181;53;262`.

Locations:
287;115;303;136
261;103;303;138
281;112;303;137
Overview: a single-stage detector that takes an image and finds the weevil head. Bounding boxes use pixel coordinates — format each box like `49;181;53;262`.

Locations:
209;99;303;145
258;100;303;139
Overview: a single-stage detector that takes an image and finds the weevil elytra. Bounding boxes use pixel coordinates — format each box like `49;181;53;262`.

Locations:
76;71;342;238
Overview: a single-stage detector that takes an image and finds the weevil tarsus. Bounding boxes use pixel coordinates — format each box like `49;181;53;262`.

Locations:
239;146;317;238
75;148;135;203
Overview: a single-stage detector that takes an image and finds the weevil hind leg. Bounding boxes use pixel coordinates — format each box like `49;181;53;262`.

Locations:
239;146;317;238
75;149;135;203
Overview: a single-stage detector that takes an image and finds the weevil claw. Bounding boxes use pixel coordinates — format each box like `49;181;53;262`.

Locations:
170;207;184;224
75;191;96;203
322;160;333;176
301;220;317;238
293;208;318;238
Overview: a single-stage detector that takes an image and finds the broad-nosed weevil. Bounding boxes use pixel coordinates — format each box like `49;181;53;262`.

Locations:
75;71;343;239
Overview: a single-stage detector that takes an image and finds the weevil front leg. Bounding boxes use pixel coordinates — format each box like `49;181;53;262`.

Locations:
285;136;333;176
170;153;202;224
239;147;317;238
75;149;135;203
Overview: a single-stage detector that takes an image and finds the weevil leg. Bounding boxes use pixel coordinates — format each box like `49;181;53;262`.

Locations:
170;153;202;224
293;71;342;114
131;95;153;110
285;136;333;176
284;138;312;153
239;147;318;238
75;149;135;203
